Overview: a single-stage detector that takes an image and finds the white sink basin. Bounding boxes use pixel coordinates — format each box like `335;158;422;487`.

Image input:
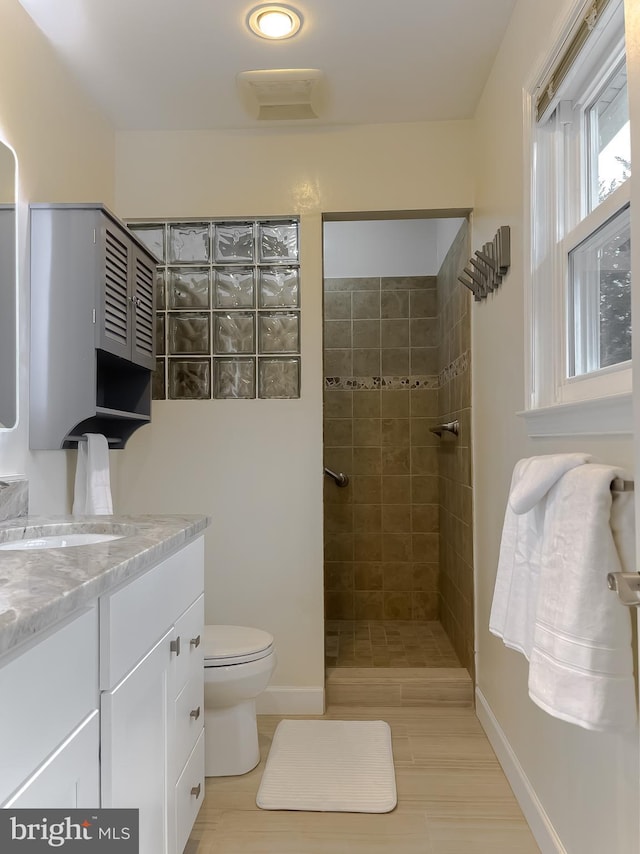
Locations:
0;533;124;551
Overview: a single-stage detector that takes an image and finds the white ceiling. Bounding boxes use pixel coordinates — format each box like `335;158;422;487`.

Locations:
18;0;517;131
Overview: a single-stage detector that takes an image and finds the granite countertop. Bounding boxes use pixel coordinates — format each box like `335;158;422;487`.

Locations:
0;514;210;657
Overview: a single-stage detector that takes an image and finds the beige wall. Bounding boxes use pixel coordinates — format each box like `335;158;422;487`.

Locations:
0;0;115;511
473;0;638;852
114;123;474;700
1;0;635;846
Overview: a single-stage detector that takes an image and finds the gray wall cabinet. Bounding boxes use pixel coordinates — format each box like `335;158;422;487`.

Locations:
30;204;156;450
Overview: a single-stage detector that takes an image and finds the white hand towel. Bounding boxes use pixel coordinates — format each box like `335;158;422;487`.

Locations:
489;454;591;657
528;464;636;732
72;433;113;515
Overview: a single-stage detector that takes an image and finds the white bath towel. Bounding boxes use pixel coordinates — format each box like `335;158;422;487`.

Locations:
72;433;113;515
528;464;636;732
489;453;591;657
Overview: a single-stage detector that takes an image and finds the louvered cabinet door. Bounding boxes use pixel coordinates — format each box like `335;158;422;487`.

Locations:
131;244;155;369
98;221;133;362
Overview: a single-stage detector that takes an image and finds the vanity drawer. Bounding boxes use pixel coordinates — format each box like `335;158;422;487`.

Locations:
100;537;204;689
175;672;204;775
0;607;99;805
174;594;204;696
175;730;205;854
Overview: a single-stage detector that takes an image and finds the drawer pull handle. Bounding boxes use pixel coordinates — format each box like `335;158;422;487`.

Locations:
190;706;201;720
170;636;181;656
190;635;201;649
191;783;201;799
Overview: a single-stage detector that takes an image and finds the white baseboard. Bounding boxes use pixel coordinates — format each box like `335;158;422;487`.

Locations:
256;685;325;715
475;688;567;854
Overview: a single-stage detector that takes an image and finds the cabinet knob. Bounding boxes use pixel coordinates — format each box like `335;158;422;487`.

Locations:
170;636;181;656
190;783;201;799
190;706;201;720
190;635;201;649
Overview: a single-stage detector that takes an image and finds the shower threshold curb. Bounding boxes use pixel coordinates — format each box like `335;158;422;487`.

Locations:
326;666;473;708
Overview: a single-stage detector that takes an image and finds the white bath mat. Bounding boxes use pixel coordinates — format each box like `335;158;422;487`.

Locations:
256;719;397;813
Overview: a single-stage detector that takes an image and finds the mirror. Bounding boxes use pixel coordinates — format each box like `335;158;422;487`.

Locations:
0;141;16;429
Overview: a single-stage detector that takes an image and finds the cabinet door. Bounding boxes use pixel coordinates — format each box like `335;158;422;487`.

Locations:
3;713;100;808
99;219;133;363
101;629;173;854
175;731;205;854
131;243;155;369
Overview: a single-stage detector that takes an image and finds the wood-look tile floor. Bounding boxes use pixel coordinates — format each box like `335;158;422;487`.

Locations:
187;705;541;854
325;621;460;668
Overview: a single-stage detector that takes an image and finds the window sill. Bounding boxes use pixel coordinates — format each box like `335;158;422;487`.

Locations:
517;392;632;437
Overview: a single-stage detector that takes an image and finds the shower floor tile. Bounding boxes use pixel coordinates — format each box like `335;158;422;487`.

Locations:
325;620;460;668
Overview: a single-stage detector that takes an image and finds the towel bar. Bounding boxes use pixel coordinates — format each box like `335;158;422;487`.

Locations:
611;478;634;492
324;467;349;488
607;572;640;607
67;435;121;445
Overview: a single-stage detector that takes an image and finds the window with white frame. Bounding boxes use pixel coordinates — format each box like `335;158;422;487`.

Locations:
526;0;631;433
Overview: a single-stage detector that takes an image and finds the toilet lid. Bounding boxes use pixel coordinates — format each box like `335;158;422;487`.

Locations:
203;625;274;666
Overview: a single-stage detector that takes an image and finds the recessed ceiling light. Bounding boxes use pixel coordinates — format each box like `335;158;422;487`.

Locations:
248;4;302;40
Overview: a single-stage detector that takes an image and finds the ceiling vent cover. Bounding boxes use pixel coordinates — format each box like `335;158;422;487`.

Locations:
237;69;325;120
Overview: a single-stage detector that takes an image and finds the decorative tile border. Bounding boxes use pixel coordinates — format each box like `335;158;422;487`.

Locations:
438;350;470;387
324;375;438;391
323;351;470;392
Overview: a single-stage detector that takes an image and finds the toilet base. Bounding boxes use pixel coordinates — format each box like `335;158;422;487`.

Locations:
204;698;260;776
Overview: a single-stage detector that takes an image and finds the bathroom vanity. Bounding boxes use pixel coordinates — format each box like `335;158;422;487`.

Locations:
0;514;209;854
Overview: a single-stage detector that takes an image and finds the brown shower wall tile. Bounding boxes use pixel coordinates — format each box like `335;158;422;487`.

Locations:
412;504;439;532
382;447;411;474
324;320;352;349
436;220;475;677
323;268;472;632
353;504;382;532
323;389;353;418
354;562;383;590
382;475;411;504
323;503;353;534
381;290;409;318
353;417;381;446
324;418;353;447
324;562;354;591
381;389;410;417
382;505;412;532
353;446;382;474
324;276;380;292
410;388;439;417
382;418;410;446
351;475;382;504
354;591;385;620
384;592;413;620
353;390;381;417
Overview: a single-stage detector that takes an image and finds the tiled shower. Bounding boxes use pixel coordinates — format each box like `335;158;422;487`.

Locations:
323;220;474;675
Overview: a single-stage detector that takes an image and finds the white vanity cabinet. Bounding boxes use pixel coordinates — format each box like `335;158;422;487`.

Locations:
99;536;205;854
0;606;100;808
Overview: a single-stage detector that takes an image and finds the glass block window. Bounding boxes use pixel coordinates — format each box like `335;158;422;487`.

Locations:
128;217;301;400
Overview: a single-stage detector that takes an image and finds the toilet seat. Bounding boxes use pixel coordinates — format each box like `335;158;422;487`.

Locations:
204;625;274;667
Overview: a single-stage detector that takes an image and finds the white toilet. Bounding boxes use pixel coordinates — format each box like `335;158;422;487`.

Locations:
203;624;276;777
